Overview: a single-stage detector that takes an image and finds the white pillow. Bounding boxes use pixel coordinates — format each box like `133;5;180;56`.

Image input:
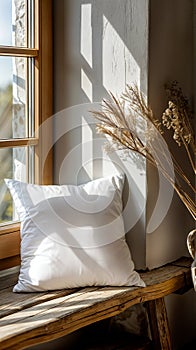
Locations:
5;174;145;292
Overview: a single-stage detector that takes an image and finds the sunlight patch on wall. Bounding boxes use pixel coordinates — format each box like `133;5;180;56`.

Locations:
102;15;140;94
80;4;92;68
81;69;93;101
82;116;93;179
101;156;122;179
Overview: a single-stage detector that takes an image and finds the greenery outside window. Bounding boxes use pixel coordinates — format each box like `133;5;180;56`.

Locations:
0;0;53;270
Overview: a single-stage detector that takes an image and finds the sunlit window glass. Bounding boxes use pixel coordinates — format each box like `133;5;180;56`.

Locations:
0;0;27;47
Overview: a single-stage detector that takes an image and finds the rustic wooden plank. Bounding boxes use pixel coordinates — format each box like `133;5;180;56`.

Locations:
147;298;172;350
0;288;79;318
0;271;19;290
0;256;21;271
0;261;192;350
141;262;191;285
0;271;79;318
141;265;192;298
0;287;104;349
0;287;112;326
0;258;192;350
141;258;192;295
171;256;192;268
0;231;20;260
0;263;190;322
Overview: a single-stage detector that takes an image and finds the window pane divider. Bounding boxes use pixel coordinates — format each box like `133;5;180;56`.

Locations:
0;138;38;148
0;46;38;57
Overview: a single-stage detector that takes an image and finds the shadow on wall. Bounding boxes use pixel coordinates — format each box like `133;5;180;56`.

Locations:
54;0;148;107
53;0;149;269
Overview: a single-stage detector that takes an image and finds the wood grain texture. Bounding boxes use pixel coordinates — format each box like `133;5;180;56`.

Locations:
0;231;20;260
147;298;172;350
0;224;20;270
0;257;192;350
0;256;20;271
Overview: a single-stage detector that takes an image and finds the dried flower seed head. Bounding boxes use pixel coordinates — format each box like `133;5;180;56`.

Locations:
184;134;192;144
162;113;172;129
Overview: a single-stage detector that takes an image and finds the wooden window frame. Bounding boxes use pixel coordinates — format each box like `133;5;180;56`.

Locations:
0;0;53;270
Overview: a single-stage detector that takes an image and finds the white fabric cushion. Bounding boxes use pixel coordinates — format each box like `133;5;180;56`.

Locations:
5;174;145;292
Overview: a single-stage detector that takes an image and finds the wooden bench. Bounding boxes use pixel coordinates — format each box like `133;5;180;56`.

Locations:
0;256;192;350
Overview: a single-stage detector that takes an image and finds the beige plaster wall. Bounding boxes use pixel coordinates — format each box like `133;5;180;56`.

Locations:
146;0;194;269
53;0;149;270
51;0;196;349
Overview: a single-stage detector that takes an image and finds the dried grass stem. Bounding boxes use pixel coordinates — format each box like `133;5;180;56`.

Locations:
92;82;196;220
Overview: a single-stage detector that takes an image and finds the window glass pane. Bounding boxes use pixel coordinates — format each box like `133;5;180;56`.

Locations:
0;146;27;224
0;56;30;139
0;0;28;47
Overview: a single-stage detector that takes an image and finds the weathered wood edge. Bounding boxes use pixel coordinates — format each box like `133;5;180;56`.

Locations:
0;288;80;318
0;258;192;350
147;298;172;350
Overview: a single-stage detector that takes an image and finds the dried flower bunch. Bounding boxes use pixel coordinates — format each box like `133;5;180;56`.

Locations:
162;81;195;170
91;82;196;220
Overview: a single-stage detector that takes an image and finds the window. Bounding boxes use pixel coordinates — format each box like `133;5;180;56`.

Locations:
0;0;53;269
